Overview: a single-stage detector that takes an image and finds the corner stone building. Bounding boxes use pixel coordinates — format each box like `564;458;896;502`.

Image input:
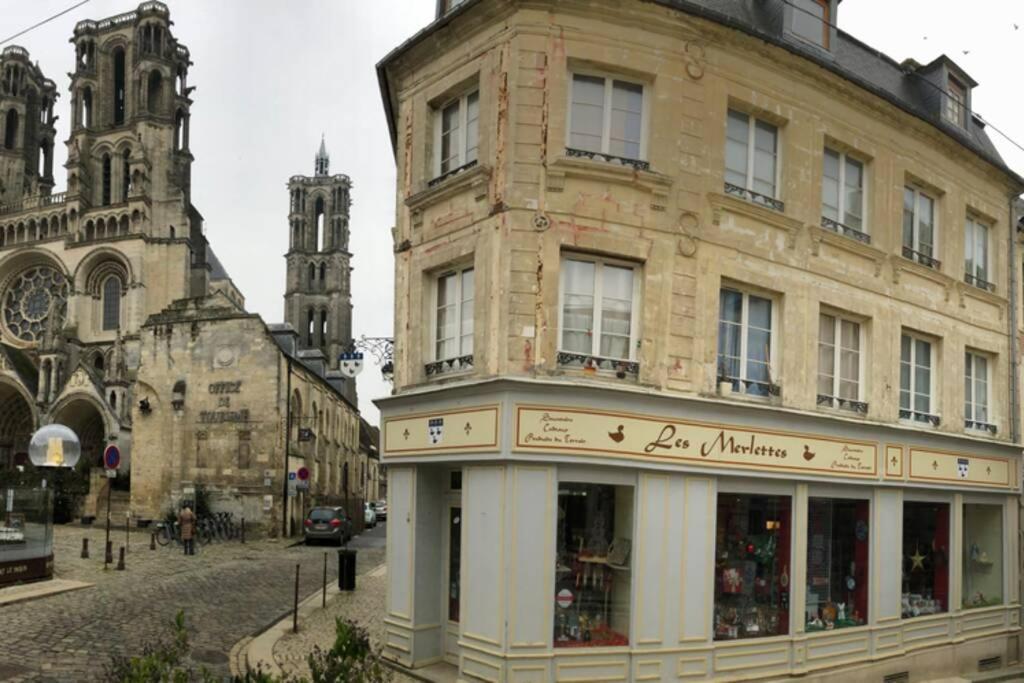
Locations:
0;3;365;535
377;0;1024;681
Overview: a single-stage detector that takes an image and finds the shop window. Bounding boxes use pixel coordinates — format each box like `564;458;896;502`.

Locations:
448;506;461;622
714;493;791;640
901;501;949;618
553;482;633;648
805;497;869;631
962;503;1003;609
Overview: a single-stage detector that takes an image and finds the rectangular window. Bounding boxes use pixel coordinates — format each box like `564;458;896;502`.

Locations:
791;0;829;48
713;493;791;640
817;313;863;411
964;351;991;430
553;482;632;648
718;288;775;397
945;77;966;127
901;501;950;618
964;217;990;289
902;186;939;268
559;256;638;362
963;503;1003;609
568;74;644;162
900;333;936;424
434;266;474;361
805;497;869;631
435;89;479;177
821;148;865;236
725;109;779;202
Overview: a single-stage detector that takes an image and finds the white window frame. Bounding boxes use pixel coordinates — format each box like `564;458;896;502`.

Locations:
557;254;641;362
903;185;939;266
790;0;831;49
717;287;779;395
821;147;867;233
964;215;991;288
565;71;649;162
899;332;937;424
432;88;479;178
725;109;781;199
944;77;966;128
816;311;865;408
964;350;992;430
430;265;474;362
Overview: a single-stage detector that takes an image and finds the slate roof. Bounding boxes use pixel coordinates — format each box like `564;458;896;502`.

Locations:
207;247;230;281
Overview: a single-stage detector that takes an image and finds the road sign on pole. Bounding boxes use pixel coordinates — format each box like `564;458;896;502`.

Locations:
297;467;309;481
103;444;121;470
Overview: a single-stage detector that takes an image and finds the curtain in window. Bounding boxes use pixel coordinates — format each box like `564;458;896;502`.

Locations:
718;289;743;380
570;75;604;153
609;81;642;160
562;260;595;353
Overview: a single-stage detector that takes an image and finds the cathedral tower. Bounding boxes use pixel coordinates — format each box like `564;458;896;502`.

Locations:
0;46;58;205
284;138;354;398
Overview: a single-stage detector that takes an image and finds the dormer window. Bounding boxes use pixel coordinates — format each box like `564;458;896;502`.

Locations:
791;0;830;49
944;77;966;127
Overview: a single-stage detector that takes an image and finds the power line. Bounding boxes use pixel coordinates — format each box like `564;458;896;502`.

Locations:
0;0;92;48
780;0;1024;159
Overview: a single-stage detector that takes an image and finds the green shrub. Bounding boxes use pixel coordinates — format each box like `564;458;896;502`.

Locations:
307;619;392;683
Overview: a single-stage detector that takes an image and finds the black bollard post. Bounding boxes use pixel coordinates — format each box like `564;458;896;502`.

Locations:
322;552;327;608
150;531;156;550
104;540;113;567
81;538;89;559
293;563;300;633
116;546;125;570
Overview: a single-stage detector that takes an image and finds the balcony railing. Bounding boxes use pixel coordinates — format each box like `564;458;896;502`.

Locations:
425;354;474;377
816;394;869;414
899;409;940;426
964;272;996;293
557;351;639;378
965;419;997;435
724;182;784;212
565;148;650;171
821;216;870;244
0;192;67;216
428;159;478;188
902;246;941;270
719;375;781;398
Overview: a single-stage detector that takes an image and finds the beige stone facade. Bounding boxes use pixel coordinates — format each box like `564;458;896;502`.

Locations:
378;1;1024;680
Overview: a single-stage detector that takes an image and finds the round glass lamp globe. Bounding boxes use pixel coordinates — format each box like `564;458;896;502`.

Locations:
28;424;82;468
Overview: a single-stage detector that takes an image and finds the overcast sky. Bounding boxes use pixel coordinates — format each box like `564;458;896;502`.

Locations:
4;1;1023;426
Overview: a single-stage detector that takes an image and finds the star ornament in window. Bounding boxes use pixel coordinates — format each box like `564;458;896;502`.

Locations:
909;544;926;571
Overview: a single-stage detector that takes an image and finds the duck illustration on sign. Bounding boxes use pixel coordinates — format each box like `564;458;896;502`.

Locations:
429;418;444;445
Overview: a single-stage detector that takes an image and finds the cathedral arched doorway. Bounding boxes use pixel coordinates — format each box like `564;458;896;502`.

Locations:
0;379;35;470
50;396;108;468
49;395;114;522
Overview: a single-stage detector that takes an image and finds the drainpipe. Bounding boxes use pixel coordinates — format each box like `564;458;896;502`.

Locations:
1010;196;1022;444
282;356;293;538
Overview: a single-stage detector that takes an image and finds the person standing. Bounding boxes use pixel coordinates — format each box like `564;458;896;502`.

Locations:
178;505;196;556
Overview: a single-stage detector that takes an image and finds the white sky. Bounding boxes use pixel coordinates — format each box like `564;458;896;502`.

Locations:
4;1;1023;426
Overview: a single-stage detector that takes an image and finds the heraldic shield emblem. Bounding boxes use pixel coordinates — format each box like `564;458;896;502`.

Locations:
338;351;364;378
429;417;444;445
957;457;969;479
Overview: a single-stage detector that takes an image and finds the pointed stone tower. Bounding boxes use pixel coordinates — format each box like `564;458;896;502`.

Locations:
284;138;355;402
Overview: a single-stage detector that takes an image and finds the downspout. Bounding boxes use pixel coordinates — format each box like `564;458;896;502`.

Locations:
1011;196;1022;444
282;356;293;538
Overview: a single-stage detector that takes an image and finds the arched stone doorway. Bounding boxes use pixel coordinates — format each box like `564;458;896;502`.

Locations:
49;394;117;522
50;396;109;468
0;379;35;469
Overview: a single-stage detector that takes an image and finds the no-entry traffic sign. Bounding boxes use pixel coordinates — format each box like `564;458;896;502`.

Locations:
103;444;121;470
297;466;309;481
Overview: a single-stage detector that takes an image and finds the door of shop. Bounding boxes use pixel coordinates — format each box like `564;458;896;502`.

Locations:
443;503;462;664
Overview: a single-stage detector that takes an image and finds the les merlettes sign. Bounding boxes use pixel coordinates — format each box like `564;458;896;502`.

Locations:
515;406;877;478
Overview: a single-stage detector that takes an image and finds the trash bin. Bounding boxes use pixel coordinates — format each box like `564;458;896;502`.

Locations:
338;548;357;591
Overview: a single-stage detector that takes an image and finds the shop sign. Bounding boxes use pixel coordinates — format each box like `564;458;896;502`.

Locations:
383;406;500;457
908;448;1013;489
515;406;877;478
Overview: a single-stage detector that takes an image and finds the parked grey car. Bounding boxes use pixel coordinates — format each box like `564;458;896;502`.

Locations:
303;506;352;545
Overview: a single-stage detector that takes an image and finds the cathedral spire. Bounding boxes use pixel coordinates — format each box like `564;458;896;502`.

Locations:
315;135;330;176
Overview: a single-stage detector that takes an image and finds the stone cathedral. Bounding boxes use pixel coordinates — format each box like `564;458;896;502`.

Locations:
0;2;368;533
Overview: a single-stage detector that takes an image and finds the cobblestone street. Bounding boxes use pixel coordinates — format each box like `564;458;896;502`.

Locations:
0;523;386;682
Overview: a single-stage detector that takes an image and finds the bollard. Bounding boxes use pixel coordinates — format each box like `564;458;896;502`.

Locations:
150;532;156;550
116;546;125;571
322;552;327;608
81;538;89;559
241;517;246;544
293;563;300;633
104;540;113;567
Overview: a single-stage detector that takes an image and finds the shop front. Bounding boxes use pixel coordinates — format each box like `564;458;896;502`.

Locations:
380;382;1021;682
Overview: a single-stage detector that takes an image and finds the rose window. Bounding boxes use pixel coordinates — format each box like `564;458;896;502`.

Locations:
2;266;69;343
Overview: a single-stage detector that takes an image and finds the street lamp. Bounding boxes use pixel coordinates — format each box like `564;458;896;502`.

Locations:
28;424;81;469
